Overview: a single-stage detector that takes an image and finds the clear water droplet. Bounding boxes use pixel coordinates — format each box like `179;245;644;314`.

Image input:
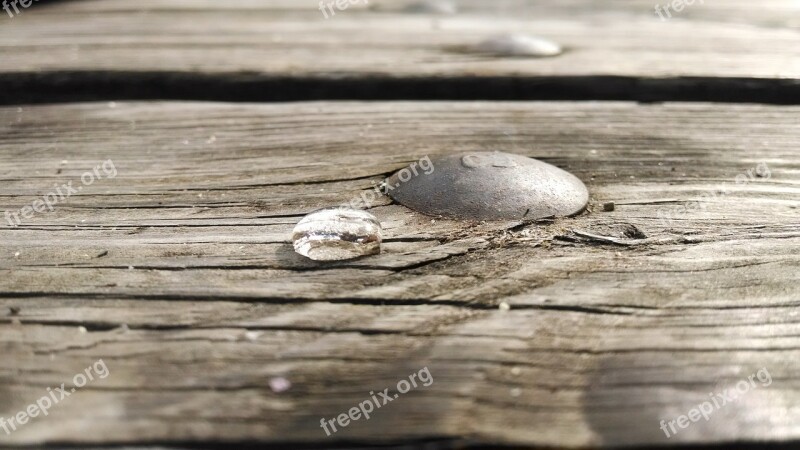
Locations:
292;208;382;261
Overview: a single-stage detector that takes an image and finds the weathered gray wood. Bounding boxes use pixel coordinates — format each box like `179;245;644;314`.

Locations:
1;101;799;448
0;0;799;79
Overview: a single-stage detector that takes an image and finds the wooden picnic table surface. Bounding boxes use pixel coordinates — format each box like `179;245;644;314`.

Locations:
1;1;799;449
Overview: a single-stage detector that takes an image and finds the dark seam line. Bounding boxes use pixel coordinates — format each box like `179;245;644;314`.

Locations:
1;72;799;105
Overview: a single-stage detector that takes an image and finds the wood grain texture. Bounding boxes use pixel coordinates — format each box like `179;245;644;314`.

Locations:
1;0;799;79
1;100;799;448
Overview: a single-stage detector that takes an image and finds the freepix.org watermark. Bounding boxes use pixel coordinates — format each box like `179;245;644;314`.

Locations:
0;359;110;435
338;155;434;210
659;367;773;439
318;0;368;19
320;366;433;436
3;0;39;19
656;162;771;227
4;159;117;227
654;0;704;21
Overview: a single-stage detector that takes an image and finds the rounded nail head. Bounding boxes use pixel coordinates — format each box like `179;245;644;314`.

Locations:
292;208;382;261
474;34;562;57
386;152;588;221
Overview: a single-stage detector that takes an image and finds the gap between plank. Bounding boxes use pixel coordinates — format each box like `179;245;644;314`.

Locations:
1;72;799;105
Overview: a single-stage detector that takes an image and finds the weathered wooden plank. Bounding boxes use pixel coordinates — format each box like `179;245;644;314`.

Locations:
2;305;800;446
0;100;799;448
1;101;798;295
0;0;799;80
